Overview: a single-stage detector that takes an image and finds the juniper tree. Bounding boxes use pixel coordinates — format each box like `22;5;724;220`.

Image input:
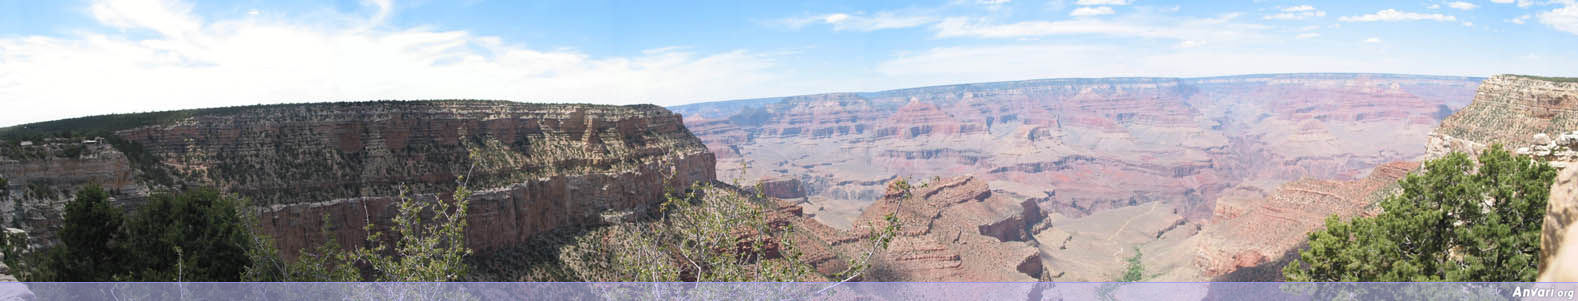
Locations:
1283;145;1555;281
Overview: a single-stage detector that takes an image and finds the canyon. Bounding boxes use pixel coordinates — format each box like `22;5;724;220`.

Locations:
8;73;1570;282
0;101;714;257
672;73;1484;280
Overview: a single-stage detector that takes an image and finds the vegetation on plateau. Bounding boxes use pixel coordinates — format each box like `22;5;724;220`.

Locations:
5;177;474;282
1283;145;1556;281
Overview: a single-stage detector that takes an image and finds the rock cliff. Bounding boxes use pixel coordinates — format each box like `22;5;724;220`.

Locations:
1405;75;1578;280
1427;75;1578;159
673;74;1480;226
762;176;1046;281
0;101;715;256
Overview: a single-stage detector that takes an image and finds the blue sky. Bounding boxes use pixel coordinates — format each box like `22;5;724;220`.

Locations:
1;0;1576;126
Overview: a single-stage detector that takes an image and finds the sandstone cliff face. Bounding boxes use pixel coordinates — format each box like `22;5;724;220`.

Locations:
0;101;715;256
0;142;145;247
1405;75;1578;280
1427;75;1578;159
673;74;1480;226
847;177;1043;281
1195;161;1417;277
755;176;1045;281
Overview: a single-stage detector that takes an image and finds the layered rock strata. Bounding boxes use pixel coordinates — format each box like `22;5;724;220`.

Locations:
0;101;715;256
673;74;1481;226
1404;75;1578;280
1427;75;1578;159
1195;161;1417;277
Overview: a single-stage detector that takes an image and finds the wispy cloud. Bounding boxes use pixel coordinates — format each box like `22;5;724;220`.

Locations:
1509;14;1532;24
1446;1;1478;10
1263;5;1326;20
1075;0;1132;5
1339;9;1456;22
1070;6;1115;17
933;12;1264;44
0;0;794;125
778;12;936;32
1540;3;1578;35
1364;37;1383;43
1296;32;1320;39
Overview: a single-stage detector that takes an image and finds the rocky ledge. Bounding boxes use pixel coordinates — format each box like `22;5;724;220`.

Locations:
0;100;716;257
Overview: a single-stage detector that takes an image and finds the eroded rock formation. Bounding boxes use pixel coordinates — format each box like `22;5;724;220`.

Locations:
673;74;1480;227
1402;75;1578;280
1195;161;1417;277
0;101;715;257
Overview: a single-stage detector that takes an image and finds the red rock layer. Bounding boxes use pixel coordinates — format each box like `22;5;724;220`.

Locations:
672;74;1480;222
1194;161;1418;276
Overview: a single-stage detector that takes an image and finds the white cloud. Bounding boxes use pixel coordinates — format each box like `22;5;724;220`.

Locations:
780;12;935;32
1492;0;1515;3
1296;32;1320;39
1540;4;1578;35
1264;5;1326;20
1463;21;1474;26
932;13;1265;43
1282;5;1317;12
1364;37;1383;43
1176;40;1205;48
1447;1;1479;10
1075;0;1132;5
1339;9;1457;22
1070;6;1116;17
1510;14;1532;24
0;0;794;126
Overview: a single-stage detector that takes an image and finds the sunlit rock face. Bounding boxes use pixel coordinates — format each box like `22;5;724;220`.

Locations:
0;101;715;257
673;74;1480;226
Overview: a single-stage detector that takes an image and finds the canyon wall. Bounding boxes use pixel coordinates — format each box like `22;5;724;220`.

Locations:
1396;75;1578;280
674;74;1478;226
1427;75;1578;159
0;101;715;255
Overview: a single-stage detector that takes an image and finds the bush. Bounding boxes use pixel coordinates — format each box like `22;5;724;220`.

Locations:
35;185;126;281
120;188;255;281
1283;145;1556;281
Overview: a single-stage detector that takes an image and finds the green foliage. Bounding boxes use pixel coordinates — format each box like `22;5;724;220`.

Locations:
48;185;127;281
1511;74;1578;83
120;188;256;281
1120;247;1144;282
0;229;27;279
605;181;814;282
244;213;361;282
20;186;268;282
351;182;474;282
1283;145;1556;282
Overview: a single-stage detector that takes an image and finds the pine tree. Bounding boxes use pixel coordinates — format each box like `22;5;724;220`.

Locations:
1284;145;1555;281
44;184;126;281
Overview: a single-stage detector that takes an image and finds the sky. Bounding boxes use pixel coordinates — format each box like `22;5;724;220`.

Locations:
1;0;1576;126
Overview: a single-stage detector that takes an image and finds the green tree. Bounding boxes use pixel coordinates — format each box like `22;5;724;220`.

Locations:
243;213;361;282
1284;145;1555;281
351;182;474;282
120;188;255;281
1120;247;1144;282
42;184;126;281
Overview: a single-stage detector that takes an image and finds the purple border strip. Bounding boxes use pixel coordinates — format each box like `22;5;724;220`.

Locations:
2;282;1576;300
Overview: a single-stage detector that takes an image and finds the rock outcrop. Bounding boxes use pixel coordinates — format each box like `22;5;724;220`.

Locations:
0;101;715;257
1407;75;1578;280
1427;75;1578;159
847;176;1043;281
1195;161;1417;277
672;74;1480;226
757;176;1045;281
